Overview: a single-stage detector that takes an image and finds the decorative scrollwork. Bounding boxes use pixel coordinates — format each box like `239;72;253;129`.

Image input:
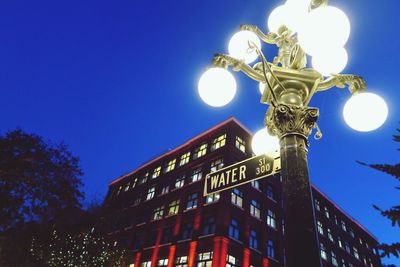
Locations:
265;104;319;138
317;74;367;94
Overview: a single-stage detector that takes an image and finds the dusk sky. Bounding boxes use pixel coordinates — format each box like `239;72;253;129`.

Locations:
0;0;399;265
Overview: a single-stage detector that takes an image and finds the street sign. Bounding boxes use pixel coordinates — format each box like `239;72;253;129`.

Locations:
203;154;281;196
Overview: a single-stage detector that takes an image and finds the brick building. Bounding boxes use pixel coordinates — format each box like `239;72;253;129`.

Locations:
101;118;382;267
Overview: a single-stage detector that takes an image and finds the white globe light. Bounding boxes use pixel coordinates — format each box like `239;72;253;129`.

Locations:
251;128;280;156
198;67;237;107
343;92;388;132
259;82;265;94
228;30;261;64
312;47;348;76
298;6;351;55
268;4;308;34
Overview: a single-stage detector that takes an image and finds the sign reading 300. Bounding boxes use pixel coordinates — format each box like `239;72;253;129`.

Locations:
203;154;281;196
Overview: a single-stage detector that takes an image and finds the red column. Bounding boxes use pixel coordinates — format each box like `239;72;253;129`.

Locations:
219;237;228;266
243;248;250;267
188;241;198;267
263;258;270;267
212;237;222;266
134;252;141;267
150;224;164;266
167;245;176;267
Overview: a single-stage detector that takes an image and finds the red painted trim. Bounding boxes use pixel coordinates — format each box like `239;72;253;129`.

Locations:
167;245;176;267
263;258;270;267
109;117;252;186
219;237;229;266
243;248;250;267
188;241;198;267
150;224;164;266
134;252;141;267
212;236;222;266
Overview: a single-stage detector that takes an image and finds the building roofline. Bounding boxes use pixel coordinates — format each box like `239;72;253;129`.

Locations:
109;117;252;186
312;184;378;241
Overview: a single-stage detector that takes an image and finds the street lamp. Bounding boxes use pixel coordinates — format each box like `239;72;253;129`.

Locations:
198;0;388;266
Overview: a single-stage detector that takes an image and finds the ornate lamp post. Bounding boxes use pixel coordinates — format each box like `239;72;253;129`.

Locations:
198;0;388;266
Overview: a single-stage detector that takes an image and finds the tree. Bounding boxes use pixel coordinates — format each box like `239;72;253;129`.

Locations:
0;129;84;230
358;128;400;259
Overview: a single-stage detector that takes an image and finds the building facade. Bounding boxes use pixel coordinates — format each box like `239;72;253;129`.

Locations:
101;118;382;267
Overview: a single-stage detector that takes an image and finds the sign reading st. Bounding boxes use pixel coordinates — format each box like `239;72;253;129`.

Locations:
203;154;281;196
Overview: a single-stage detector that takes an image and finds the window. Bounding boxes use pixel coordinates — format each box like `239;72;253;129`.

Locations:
157;259;168;266
205;192;220;204
141;261;151;267
226;254;240;267
251;180;260;190
161;226;173;243
267;240;275;259
161;185;169;195
152;205;164;220
324;206;330;218
175;175;185;188
327;228;334;242
168;200;180;215
250;200;261;219
193;143;207;159
129;264;135;267
338;236;343;248
317;221;324;235
196;252;213;267
320;243;328;260
229;219;239;239
133;196;141;206
353;247;359;259
349;228;355;238
180;152;191;166
231;189;243;208
146;186;156;200
341;221;347;232
267;210;277;229
164;159;176;173
181;222;193;240
202;216;216;235
176;256;188;267
331;251;338;266
186;193;198;210
145;231;157;247
139;173;149;184
344;241;351;253
314;199;320;211
249;230;259;250
210;158;224;172
266;184;275;200
190;167;202;183
152;167;161;179
235;136;246;153
124;182;131;192
211;134;226;151
334;215;338;225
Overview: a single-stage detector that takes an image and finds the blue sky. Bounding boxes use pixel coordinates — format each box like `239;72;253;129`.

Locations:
0;0;399;265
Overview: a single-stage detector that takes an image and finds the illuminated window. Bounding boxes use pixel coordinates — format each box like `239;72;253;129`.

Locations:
317;221;324;235
341;221;347;232
152;167;161;179
129;264;135;267
131;178;138;189
164;159;176;173
139;173;149;184
152;205;164;220
175;256;188;267
146;186;155;200
353;247;359;259
141;261;151;267
157;259;168;266
267;240;275;259
235;136;246;153
331;251;338;266
161;185;169;195
205;192;220;204
249;230;259;250
267;210;277;229
266;184;275;200
250;200;260;219
186;193;198;209
324;206;330;218
116;185;123;196
327;228;334;242
180;152;191;166
190;167;203;183
320;243;328;260
210;158;224;172
181;221;193;239
197;252;213;266
231;188;243;208
229;219;239;239
211;134;226;151
338;236;343;248
349;228;355;238
193;143;207;159
124;182;130;192
226;254;240;267
251;180;260;190
175;175;185;188
202;216;216;235
314;199;320;211
168;200;180;215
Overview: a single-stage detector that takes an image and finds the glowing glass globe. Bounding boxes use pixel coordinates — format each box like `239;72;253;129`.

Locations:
343;92;388;132
259;82;265;94
298;6;350;56
198;67;237;107
268;4;307;34
251;128;280;156
312;47;348;76
228;30;261;64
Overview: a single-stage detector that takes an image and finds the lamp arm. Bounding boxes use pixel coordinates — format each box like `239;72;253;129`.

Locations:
212;53;266;82
317;74;367;94
239;24;278;45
